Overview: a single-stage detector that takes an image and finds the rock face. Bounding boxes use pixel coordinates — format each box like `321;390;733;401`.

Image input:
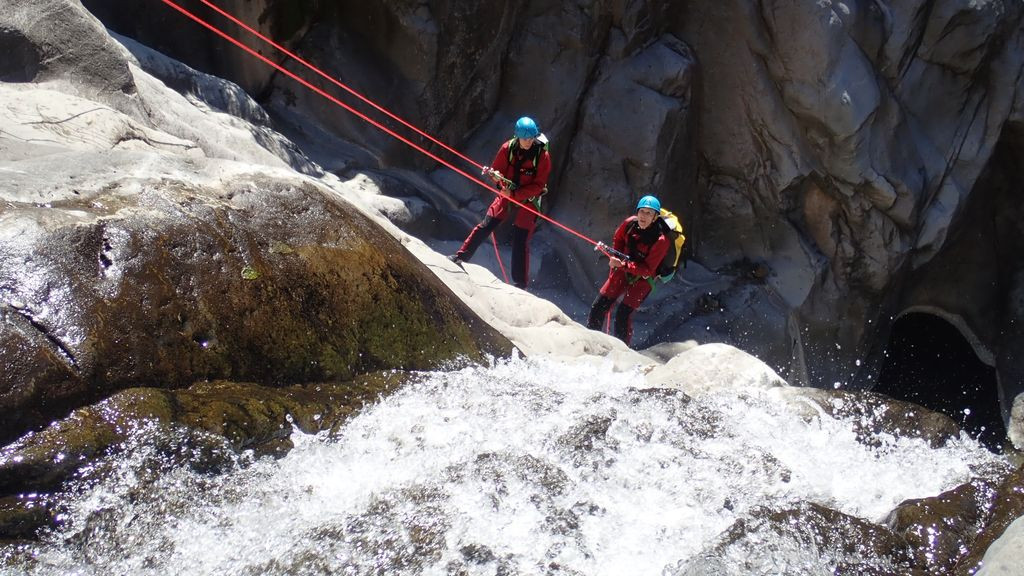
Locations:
81;0;1024;444
674;0;1024;405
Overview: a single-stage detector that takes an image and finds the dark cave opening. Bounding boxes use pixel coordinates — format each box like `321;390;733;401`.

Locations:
874;313;1006;452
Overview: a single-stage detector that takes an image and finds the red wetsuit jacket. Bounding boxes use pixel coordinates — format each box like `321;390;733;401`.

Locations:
598;215;669;308
485;138;551;231
614;215;669;279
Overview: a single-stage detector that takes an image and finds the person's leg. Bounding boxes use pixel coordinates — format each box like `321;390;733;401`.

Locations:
612;303;636;345
587;272;627;332
454;215;502;261
510;225;533;289
587;294;615;330
613;280;654;346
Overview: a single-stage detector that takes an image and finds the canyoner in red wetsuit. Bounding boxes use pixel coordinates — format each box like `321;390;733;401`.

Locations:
450;116;551;290
587;195;670;346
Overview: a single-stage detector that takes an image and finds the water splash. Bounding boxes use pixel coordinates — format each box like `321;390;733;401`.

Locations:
2;356;1006;575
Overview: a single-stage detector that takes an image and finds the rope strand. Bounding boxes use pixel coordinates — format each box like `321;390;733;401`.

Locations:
490;234;510;284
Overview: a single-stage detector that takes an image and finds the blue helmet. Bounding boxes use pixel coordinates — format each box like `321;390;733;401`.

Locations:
636;195;661;213
514;116;540;139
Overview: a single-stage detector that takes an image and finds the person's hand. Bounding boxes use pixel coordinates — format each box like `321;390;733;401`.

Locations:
482;167;502;184
609;257;624;269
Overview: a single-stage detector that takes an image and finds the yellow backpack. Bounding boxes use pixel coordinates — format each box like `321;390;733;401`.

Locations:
656;208;686;281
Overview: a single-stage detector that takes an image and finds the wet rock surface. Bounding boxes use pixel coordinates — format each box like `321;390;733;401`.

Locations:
670;472;1022;576
0;169;510;445
0;370;416;537
886;476;1001;574
669;501;917;576
775;387;965;449
953;464;1024;575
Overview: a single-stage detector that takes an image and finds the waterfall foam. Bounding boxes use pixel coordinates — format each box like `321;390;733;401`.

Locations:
2;355;1007;575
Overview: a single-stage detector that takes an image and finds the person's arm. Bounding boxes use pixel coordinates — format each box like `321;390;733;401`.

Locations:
603;218;631;269
625;234;669;278
488;142;512;187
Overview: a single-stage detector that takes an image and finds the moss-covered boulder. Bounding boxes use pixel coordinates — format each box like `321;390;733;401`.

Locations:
0;167;511;445
0;371;418;538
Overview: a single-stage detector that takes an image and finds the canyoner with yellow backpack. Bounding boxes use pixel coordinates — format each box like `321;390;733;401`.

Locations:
595;199;687;286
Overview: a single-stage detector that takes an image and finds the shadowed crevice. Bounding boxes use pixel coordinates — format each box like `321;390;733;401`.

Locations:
874;312;1005;451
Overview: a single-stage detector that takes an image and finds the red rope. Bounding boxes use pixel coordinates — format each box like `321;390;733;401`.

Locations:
158;0;603;250
490;234;510;284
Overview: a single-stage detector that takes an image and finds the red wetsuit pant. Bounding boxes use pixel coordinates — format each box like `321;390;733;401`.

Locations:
587;269;652;345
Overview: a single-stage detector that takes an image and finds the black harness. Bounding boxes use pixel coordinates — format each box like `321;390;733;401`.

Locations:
507;139;544;187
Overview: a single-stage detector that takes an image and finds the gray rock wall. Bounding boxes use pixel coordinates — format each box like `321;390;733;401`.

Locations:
670;0;1024;428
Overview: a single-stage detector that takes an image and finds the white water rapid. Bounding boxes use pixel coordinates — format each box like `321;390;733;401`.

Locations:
2;355;1007;575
